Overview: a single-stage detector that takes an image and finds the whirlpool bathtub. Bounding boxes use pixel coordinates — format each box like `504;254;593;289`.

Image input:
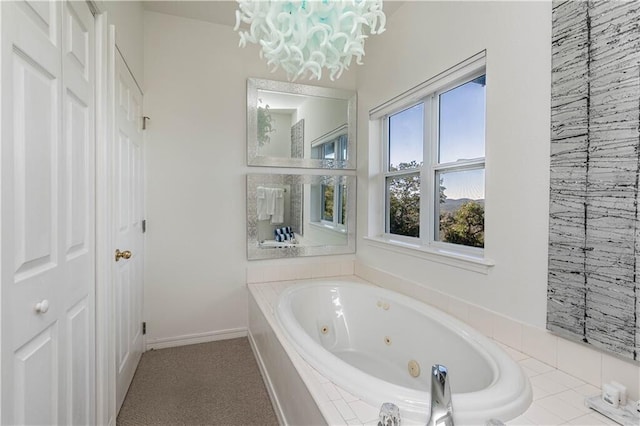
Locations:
275;280;532;424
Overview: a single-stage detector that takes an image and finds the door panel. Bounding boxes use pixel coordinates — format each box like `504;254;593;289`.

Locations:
12;49;58;279
116;263;131;373
1;1;95;424
14;324;59;426
67;297;90;425
114;49;144;413
17;0;57;42
117;132;131;231
61;2;96;421
65;92;89;259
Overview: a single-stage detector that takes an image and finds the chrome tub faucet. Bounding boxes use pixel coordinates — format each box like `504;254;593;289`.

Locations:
426;364;454;426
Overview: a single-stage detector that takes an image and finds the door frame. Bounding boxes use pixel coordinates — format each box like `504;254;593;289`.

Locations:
92;2;116;425
93;3;145;423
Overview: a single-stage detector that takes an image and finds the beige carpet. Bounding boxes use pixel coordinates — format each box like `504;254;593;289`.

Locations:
116;338;279;426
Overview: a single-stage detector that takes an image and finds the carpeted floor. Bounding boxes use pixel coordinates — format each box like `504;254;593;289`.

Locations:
116;338;279;426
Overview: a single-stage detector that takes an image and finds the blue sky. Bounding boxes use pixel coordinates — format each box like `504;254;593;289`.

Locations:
389;78;486;200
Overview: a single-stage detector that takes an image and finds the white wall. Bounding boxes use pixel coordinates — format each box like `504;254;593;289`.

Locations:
142;11;357;344
102;0;144;85
257;112;293;158
297;96;347;154
356;1;552;327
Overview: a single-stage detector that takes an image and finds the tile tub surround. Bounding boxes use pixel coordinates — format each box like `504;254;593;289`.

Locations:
247;277;628;425
246;258;355;284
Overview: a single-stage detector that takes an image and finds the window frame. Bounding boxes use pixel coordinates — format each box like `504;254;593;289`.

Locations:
311;127;350;233
383;103;425;243
382;67;487;256
311;124;348;162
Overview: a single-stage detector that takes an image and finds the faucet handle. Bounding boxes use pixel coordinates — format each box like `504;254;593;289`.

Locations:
378;402;401;426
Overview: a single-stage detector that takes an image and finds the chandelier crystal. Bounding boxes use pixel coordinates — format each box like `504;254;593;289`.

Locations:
234;0;386;81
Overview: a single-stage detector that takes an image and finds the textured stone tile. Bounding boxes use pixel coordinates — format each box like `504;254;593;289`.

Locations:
549;0;640;362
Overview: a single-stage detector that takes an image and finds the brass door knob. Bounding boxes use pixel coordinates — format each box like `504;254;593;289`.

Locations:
115;249;132;262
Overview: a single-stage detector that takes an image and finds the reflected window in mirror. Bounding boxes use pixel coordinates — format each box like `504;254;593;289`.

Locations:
247;174;355;260
247;78;356;169
311;183;346;233
311;126;348;163
322;184;334;222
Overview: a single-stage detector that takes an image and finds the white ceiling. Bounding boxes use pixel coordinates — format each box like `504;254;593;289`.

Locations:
143;0;405;28
144;1;239;26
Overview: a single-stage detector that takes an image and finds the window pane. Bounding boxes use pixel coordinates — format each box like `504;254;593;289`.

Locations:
323;142;335;160
388;103;424;171
387;174;420;237
437;168;485;248
339;135;348;161
439;75;486;164
322;184;334;221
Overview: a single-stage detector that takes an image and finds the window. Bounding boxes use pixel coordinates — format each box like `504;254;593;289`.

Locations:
311;180;346;232
311;133;348;162
320;183;346;230
383;70;486;252
322;184;334;221
386;103;424;238
310;130;349;232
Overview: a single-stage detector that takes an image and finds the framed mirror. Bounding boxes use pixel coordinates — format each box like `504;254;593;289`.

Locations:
247;78;357;169
247;173;356;260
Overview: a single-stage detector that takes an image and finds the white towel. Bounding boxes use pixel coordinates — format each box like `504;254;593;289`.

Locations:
256;186;270;221
264;187;276;216
271;188;285;224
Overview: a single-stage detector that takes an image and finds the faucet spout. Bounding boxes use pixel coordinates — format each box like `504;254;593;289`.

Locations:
426;364;454;426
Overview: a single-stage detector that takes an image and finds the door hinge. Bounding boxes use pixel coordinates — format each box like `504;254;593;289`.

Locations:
142;322;146;335
142;116;150;130
142;219;146;233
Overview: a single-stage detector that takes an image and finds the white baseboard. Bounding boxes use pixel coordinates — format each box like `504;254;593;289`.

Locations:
145;327;247;350
248;329;288;426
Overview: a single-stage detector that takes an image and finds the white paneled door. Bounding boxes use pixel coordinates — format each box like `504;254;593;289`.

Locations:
1;0;96;424
114;49;144;413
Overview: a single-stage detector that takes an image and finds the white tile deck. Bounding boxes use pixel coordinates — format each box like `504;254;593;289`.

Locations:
248;278;617;425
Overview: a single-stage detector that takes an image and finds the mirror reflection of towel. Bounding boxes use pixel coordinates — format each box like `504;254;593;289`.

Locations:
271;188;284;224
256;186;270;220
256;186;285;224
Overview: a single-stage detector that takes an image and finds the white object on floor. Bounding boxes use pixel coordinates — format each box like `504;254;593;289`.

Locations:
601;383;620;408
610;381;627;406
585;395;640;426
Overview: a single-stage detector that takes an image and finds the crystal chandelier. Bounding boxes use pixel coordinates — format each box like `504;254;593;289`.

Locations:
234;0;386;81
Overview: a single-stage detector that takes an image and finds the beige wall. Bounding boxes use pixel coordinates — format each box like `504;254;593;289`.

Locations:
356;1;553;327
142;11;356;344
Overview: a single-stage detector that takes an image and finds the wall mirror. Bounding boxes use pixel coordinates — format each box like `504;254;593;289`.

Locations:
247;78;357;169
247;174;356;260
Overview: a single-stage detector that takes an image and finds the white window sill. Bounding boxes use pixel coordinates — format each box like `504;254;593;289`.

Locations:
309;222;347;234
363;236;495;274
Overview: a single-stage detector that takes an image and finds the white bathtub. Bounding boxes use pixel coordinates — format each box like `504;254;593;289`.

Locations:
275;280;532;424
